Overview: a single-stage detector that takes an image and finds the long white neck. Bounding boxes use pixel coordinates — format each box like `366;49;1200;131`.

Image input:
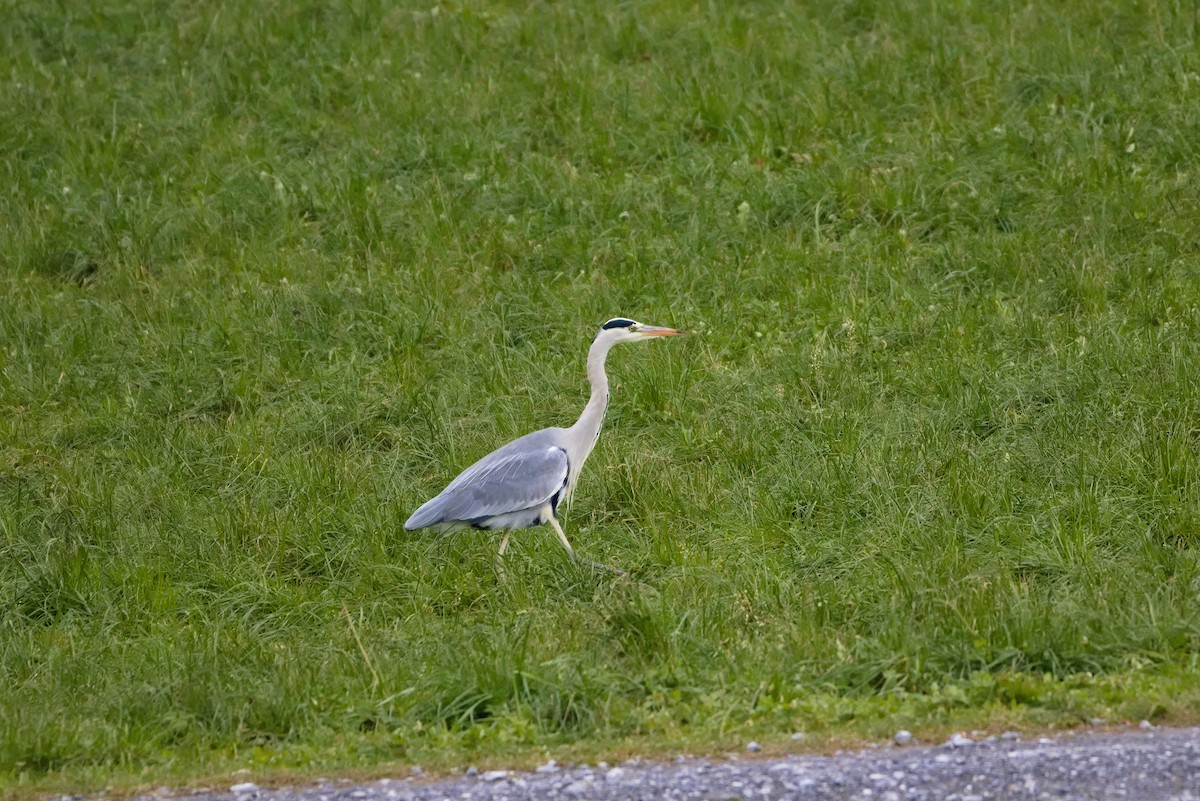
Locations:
558;335;616;511
569;335;613;451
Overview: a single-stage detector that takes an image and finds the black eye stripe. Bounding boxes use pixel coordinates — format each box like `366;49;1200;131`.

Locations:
602;318;637;330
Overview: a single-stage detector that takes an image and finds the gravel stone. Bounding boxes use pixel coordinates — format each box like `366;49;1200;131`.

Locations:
139;726;1200;801
945;732;974;748
893;730;914;746
562;779;590;798
747;741;763;753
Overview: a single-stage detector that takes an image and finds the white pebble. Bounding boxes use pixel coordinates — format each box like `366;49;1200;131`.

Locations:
894;730;914;746
229;784;258;795
481;770;508;782
746;741;762;752
946;732;974;748
791;732;807;741
564;779;592;797
605;767;626;782
1139;719;1155;730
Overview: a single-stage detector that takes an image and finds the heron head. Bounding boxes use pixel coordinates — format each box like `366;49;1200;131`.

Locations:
597;317;687;343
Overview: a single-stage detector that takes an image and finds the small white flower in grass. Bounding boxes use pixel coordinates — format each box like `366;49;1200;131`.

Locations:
737;200;751;222
1125;142;1136;153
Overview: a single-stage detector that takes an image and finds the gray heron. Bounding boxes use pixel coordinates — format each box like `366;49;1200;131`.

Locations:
404;317;686;573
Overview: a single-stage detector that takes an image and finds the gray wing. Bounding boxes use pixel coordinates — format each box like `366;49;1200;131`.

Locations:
404;441;569;530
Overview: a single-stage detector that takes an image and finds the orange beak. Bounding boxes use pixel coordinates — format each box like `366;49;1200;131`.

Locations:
638;325;687;337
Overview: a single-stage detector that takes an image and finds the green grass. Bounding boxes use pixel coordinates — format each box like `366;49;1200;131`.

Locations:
4;0;1200;794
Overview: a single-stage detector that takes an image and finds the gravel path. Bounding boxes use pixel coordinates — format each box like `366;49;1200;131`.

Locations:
177;726;1200;801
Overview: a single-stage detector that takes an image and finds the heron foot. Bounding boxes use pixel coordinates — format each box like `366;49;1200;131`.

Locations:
580;557;625;577
546;514;623;576
585;556;624;575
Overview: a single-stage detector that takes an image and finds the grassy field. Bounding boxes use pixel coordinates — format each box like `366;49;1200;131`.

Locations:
4;0;1200;794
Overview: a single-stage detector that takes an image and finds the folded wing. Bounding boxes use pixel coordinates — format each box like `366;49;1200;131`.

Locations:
404;444;569;530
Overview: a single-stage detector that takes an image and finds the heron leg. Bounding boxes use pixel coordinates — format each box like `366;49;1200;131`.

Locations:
495;529;513;576
547;515;624;577
547;515;575;560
